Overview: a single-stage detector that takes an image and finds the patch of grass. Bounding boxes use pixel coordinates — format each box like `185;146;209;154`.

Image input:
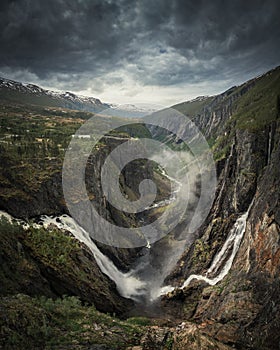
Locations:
126;316;151;326
213;143;231;162
192;239;211;265
25;226;80;267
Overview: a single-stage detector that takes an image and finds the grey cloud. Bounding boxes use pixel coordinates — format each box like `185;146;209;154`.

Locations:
0;0;279;98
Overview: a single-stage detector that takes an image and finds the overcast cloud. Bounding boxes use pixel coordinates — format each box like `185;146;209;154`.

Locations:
0;0;279;105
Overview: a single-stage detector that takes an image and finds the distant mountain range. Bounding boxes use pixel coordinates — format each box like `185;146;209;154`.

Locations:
0;77;158;117
1;66;279;119
0;77;110;113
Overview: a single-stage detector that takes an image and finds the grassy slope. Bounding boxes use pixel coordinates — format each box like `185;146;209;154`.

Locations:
0;294;146;349
232;67;280;130
173;67;280;132
172;96;215;117
172;67;280;161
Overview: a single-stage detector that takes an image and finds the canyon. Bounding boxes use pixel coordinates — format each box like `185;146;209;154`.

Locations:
0;66;279;349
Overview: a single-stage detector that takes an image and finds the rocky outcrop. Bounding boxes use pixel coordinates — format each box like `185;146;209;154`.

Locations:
0;170;65;219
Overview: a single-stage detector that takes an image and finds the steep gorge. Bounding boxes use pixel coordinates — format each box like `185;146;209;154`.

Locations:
0;66;280;349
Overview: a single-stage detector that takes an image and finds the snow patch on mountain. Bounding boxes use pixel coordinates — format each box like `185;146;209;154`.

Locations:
0;76;107;110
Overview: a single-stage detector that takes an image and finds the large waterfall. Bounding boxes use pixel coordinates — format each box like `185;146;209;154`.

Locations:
39;215;147;300
39;214;186;303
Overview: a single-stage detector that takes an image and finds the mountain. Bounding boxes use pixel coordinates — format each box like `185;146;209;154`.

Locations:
173;65;280;135
0;65;280;349
108;103;158;118
0;77;110;113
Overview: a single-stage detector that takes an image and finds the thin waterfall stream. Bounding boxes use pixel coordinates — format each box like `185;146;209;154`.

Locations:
159;200;254;297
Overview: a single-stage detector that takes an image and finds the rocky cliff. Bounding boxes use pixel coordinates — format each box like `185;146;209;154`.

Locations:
160;66;280;349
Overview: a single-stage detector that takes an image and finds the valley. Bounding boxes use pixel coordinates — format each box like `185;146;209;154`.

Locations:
0;66;280;349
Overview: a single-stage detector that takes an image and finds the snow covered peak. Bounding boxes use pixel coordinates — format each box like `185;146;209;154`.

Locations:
0;76;108;112
187;95;210;103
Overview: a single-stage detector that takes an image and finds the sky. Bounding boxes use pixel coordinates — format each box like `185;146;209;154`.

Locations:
0;0;279;106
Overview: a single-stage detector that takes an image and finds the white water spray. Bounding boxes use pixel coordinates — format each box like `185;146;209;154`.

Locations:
39;214;147;300
0;211;146;300
158;200;253;297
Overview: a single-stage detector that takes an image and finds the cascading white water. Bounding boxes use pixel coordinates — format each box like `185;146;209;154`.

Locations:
267;129;272;164
0;210;29;229
0;210;13;222
158;201;253;297
39;215;147;300
0;207;185;303
63;211;185;303
145;169;182;210
0;210;146;300
1;198;252;304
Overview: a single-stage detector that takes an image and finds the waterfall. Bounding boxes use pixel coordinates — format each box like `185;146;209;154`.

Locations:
159;200;253;296
0;211;146;300
267;128;272;164
39;215;147;300
41;215;186;303
1;200;252;304
0;209;185;303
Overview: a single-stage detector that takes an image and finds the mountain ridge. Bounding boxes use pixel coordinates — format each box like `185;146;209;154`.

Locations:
0;76;110;113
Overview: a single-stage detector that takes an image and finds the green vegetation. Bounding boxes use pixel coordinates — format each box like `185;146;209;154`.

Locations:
212;134;232;161
111;122;152;139
0;102;152;206
192;239;211;265
0;294;144;349
231;68;280;131
0;108;82;198
126;316;151;326
0;217;110;295
0;217;158;348
25;225;80;267
171;67;280;163
173;96;215;117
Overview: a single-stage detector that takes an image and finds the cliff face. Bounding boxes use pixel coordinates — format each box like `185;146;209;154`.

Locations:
161;67;280;349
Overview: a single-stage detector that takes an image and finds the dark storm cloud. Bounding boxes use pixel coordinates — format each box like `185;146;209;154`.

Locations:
0;0;130;77
0;0;279;100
